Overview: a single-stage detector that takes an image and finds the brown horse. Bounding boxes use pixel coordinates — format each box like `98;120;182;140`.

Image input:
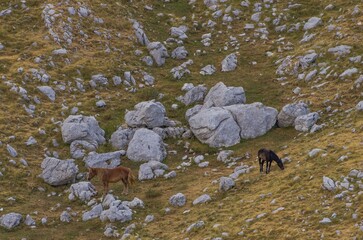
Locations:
87;166;135;196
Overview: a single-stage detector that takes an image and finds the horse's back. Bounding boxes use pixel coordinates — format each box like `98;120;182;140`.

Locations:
258;148;269;160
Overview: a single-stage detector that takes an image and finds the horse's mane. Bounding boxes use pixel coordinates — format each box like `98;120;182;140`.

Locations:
269;150;282;163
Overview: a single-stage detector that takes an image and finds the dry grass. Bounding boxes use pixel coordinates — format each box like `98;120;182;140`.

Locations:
0;0;362;239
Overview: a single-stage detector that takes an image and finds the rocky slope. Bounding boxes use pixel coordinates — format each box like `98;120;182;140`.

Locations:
0;0;362;239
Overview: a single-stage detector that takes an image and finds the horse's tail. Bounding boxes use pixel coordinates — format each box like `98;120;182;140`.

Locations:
128;169;136;185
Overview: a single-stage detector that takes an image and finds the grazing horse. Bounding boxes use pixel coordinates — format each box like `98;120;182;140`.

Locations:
257;148;285;174
87;166;135;196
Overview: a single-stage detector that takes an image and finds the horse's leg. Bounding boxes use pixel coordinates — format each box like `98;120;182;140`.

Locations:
268;161;272;173
121;179;127;194
266;160;270;174
124;180;129;195
259;158;263;173
103;181;109;197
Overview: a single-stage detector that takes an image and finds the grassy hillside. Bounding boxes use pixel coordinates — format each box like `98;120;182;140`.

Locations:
0;0;362;239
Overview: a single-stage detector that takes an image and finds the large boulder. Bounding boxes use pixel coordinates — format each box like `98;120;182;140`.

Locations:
68;182;97;202
177;85;207;106
110;127;135;150
147;42;169;66
0;213;22;229
203;82;246;108
277;102;310;127
185;105;203;121
225;103;278;139
125;101;167;128
138;161;169;181
61;115;105;147
188;102;277;147
188;107;241;147
127;128;166;162
294;112;319;132
84;151;125;168
40;157;78;186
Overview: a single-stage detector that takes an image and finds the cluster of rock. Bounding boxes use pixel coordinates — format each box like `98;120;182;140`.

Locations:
121;100;188;162
59;99;190;167
322;170;363;193
277;102;321;132
42;3;104;46
185;82;278;147
320;170;363;228
138;161;170;181
81;193;144;224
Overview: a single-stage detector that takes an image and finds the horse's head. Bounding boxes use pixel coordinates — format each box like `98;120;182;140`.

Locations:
277;160;285;170
87;168;97;180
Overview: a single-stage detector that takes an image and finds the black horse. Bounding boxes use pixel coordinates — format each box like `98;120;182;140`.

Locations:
257;148;285;174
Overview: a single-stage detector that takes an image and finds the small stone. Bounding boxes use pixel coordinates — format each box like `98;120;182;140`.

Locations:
319;218;331;224
186;220;204;233
192;194;212;205
169;193;186;207
303;17;322;30
164;171;176;179
6;144;17;157
25;136;37;146
24;215;35;226
356;101;363;111
293;87;301;95
219;177;235;192
322;176;336;191
194;155;204;164
60;211;71;223
144;215;154;223
308;148;322;158
96;100;106;108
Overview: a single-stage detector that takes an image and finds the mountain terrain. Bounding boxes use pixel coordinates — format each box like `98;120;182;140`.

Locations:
0;0;362;239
